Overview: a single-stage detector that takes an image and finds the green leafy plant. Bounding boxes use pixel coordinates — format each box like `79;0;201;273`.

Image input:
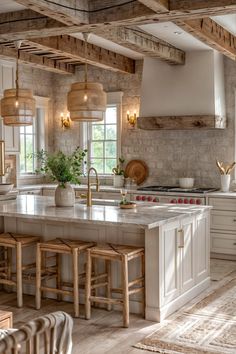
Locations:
112;157;125;175
32;147;87;188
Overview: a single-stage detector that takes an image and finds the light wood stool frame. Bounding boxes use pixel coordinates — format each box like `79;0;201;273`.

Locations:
85;244;145;327
0;232;40;308
36;238;95;318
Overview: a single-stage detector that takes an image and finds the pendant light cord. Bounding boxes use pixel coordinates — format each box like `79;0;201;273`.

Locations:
15;49;19;102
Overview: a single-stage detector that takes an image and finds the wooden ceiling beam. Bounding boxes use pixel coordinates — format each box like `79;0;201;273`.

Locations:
14;0;89;26
96;27;185;65
0;44;74;74
0;10;72;41
137;0;169;12
26;35;135;74
170;1;236;17
175;18;236;61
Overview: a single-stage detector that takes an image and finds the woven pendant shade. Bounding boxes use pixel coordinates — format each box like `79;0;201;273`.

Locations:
0;40;36;126
67;82;107;122
1;88;36;126
67;33;107;123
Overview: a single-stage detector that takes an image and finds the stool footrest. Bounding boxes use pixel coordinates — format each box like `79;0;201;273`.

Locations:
128;276;144;288
129;287;144;295
91;273;107;282
90;296;123;305
91;282;108;290
40;286;72;296
0;279;15;286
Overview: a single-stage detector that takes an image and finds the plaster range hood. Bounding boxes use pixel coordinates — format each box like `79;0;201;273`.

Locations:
138;50;226;130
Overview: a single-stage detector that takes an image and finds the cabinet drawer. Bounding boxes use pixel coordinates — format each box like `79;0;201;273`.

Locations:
211;232;236;255
211;210;236;231
209;197;236;211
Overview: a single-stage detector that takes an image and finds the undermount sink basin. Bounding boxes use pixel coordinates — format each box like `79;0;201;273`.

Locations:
76;199;119;206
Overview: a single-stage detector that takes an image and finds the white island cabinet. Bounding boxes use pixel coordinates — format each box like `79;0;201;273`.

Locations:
0;195;211;322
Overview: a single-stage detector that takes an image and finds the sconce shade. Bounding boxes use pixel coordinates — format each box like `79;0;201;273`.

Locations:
1;88;36;126
67;82;106;122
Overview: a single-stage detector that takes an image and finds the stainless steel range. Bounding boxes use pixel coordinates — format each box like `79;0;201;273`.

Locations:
132;186;218;205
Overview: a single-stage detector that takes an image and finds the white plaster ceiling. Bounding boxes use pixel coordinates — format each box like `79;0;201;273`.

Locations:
213;14;236;35
139;22;210;51
0;0;26;13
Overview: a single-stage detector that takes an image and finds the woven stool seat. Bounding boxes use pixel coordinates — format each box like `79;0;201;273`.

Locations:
85;243;145;327
0;233;40;246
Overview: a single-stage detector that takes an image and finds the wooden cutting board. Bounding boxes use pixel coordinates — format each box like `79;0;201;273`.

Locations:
124;160;148;185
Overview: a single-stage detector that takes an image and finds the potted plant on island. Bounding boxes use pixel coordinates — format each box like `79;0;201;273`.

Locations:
34;147;87;207
112;157;125;188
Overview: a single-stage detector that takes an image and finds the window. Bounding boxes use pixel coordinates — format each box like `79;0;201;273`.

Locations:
20;121;37;174
83;92;122;175
19;96;49;175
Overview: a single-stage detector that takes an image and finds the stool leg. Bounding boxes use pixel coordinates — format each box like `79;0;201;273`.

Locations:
56;253;62;302
85;250;92;320
16;241;23;308
141;253;145;318
106;260;112;311
122;255;129;328
5;247;12;293
36;244;42;310
72;248;79;318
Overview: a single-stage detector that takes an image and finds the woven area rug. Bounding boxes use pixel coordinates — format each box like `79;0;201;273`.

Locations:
210;259;236;281
135;272;236;353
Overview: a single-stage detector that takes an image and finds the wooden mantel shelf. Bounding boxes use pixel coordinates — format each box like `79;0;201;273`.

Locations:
137;115;226;130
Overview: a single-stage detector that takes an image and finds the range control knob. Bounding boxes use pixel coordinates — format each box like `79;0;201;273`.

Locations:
190;199;195;204
184;198;189;204
171;199;177;204
136;195;141;201
153;198;159;202
147;196;153;202
196;199;202;205
142;196;146;201
178;198;183;204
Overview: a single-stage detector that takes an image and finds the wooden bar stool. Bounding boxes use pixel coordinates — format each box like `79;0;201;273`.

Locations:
0;232;40;308
36;238;95;318
85;243;145;327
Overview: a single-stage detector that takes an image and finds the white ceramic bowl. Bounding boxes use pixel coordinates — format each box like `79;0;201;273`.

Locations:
0;183;14;195
179;178;194;189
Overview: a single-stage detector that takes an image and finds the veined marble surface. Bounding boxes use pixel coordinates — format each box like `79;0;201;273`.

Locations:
0;195;211;229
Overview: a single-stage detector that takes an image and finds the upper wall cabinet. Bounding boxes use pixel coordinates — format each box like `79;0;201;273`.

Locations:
0;59;20;153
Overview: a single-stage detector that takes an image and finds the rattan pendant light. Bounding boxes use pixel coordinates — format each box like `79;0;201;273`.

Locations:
67;33;107;122
1;40;36;126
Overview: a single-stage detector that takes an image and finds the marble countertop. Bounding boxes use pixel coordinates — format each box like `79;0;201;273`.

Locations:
0;195;211;230
17;184;121;193
207;191;236;198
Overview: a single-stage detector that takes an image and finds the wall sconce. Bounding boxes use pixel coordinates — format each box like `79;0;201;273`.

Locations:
127;110;137;128
61;112;71;129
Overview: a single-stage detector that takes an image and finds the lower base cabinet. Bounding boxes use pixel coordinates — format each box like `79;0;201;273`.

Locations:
160;211;209;308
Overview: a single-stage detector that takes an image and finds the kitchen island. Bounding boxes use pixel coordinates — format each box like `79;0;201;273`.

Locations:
0;195;211;322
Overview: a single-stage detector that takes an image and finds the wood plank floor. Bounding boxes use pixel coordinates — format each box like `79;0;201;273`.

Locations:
0;258;236;353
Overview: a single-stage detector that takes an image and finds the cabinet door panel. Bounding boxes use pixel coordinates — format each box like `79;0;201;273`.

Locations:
161;221;180;305
196;212;210;282
181;217;195;292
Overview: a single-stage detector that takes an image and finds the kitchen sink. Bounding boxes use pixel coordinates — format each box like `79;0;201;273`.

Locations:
76;199;120;206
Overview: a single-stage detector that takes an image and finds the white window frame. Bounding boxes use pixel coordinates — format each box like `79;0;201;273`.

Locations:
81;91;123;176
18;95;50;178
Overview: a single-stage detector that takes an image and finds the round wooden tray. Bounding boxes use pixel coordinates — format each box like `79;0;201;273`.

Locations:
124;160;148;185
120;203;136;209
